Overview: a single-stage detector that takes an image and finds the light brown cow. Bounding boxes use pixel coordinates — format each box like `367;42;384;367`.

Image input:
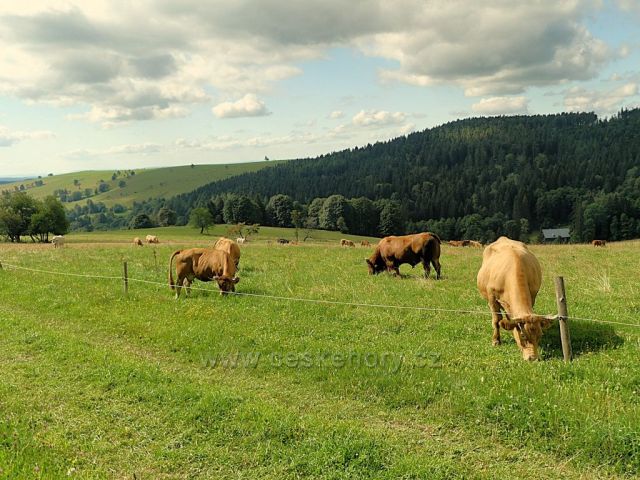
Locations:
169;248;239;297
214;237;241;268
466;240;483;248
477;237;555;361
360;240;371;247
133;237;143;246
366;232;441;279
592;239;606;247
448;240;464;247
341;239;355;247
146;235;159;244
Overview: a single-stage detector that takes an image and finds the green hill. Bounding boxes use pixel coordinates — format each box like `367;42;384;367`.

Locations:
0;161;283;207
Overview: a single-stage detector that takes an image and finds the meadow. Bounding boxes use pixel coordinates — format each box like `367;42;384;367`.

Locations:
0;228;639;479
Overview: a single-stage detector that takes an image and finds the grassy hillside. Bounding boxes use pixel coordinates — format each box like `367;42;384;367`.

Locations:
0;235;639;478
0;161;282;207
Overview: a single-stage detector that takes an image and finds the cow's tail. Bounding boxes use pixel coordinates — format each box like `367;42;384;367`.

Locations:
168;250;181;290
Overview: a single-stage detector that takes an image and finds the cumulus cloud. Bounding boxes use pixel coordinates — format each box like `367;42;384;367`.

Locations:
352;110;406;127
564;83;639;114
471;96;530;115
329;110;344;119
0;0;616;126
0;125;54;147
212;94;271;119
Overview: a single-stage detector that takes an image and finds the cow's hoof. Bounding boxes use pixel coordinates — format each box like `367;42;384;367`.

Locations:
492;339;501;346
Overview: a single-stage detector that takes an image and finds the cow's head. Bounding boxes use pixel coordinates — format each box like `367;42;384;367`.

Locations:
365;258;384;275
213;275;240;294
500;314;556;361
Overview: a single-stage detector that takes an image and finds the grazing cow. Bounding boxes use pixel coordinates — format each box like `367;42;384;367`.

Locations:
236;237;246;245
277;238;289;245
448;240;464;247
146;235;159;244
477;237;555;361
341;239;355;247
51;235;64;248
169;248;239;297
214;237;241;268
592;239;606;247
467;240;483;248
133;237;143;246
366;232;441;279
360;240;371;247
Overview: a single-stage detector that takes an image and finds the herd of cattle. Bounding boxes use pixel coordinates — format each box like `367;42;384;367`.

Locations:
45;231;611;361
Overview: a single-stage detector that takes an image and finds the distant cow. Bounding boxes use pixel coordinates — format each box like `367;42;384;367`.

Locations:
51;235;64;248
341;239;355;247
214;237;241;268
133;237;143;246
277;238;289;245
146;235;159;244
360;240;371;247
592;239;606;247
466;240;483;248
366;232;441;279
448;240;464;247
477;237;555;361
169;248;239;297
236;237;246;245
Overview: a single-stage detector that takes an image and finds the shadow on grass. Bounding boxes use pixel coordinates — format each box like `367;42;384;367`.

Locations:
541;319;624;358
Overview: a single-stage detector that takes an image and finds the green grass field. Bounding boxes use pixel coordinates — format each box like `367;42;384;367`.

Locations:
1;232;639;479
0;161;282;207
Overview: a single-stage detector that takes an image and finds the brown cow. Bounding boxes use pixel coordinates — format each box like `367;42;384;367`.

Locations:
592;240;606;247
448;240;464;247
360;240;371;247
214;237;241;268
467;240;483;248
169;248;239;297
341;239;355;247
133;237;143;246
477;237;555;361
366;232;441;279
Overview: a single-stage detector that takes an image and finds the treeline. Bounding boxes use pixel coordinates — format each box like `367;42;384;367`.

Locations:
0;192;69;242
161;109;640;242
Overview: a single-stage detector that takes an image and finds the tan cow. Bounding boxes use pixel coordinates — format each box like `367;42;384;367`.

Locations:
214;237;241;268
366;232;441;279
448;240;464;247
466;240;483;248
51;235;64;248
146;235;159;244
477;237;555;361
341;239;355;247
592;239;606;247
236;237;246;245
169;248;239;297
133;237;143;246
360;240;371;247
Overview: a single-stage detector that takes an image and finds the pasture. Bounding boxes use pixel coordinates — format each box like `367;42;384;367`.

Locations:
0;233;639;479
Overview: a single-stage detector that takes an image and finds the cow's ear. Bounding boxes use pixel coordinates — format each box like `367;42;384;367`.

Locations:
540;314;557;330
365;258;372;266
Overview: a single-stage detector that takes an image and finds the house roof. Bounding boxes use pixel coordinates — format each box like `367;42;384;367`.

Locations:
542;228;571;239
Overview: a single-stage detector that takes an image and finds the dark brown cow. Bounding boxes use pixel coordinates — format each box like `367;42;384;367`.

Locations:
169;248;239;297
360;240;371;247
340;239;355;247
592;239;606;247
366;232;441;279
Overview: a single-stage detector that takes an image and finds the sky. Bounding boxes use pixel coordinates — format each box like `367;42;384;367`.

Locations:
1;0;639;177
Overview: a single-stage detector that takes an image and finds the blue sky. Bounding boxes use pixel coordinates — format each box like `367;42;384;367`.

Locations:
0;0;639;177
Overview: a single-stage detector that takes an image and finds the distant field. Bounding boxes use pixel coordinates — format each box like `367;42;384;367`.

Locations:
0;161;283;206
0;235;639;478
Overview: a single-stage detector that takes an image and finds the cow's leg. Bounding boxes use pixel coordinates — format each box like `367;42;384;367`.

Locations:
432;259;441;280
489;298;503;345
175;276;183;299
385;260;396;275
183;278;192;297
422;260;431;279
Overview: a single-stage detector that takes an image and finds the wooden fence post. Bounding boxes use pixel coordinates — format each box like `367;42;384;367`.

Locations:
123;261;129;296
0;261;3;270
554;276;572;362
153;248;158;272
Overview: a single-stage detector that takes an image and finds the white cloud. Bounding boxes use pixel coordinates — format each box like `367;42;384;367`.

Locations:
212;94;271;119
352;110;406;127
564;82;639;114
0;125;54;146
471;96;530;115
329;110;344;119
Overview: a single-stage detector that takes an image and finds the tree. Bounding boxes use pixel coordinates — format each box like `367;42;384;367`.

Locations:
266;194;294;227
130;213;154;229
29;196;70;242
0;192;38;242
227;222;260;240
319;195;347;231
378;200;405;236
189;208;213;234
157;207;177;227
118;180;126;188
291;209;303;242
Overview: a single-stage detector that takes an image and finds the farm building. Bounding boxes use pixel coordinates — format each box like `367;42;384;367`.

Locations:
541;228;571;243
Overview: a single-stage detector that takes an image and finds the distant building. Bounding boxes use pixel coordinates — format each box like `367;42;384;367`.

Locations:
542;228;571;243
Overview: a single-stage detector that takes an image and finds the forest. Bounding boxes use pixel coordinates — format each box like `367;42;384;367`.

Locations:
59;110;640;243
